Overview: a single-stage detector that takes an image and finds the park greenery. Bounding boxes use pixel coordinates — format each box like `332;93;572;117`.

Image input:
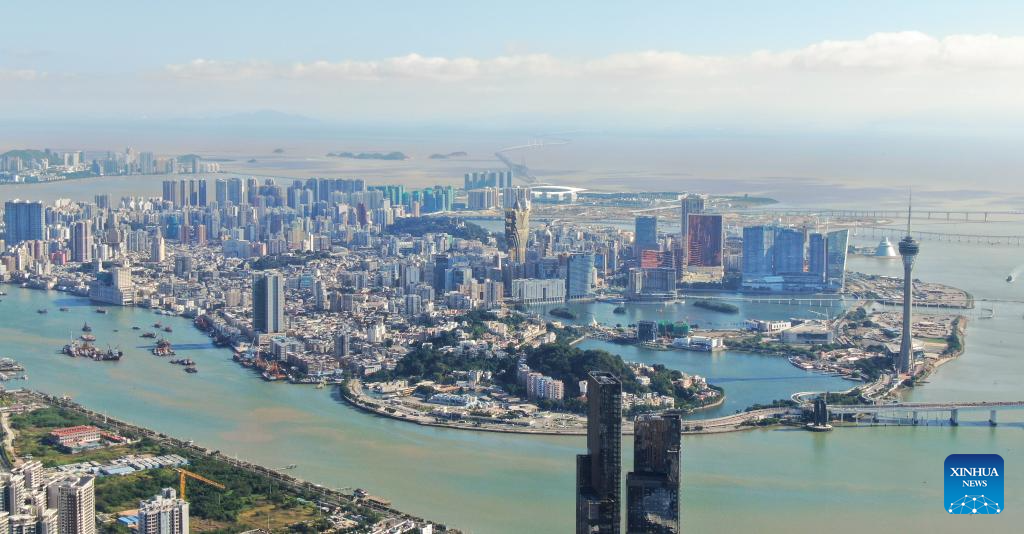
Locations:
692;299;740;314
388;216;494;243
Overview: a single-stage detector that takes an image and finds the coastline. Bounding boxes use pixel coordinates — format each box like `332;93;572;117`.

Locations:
339;379;745;437
2;389;448;531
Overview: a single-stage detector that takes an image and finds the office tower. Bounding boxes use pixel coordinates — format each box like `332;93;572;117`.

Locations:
679;195;706;266
634;216;658;254
4;200;44;245
808;233;826;280
71;221;92;263
567;252;596;301
197;179;208;207
227;177;244;205
150;234;165;263
576;372;622;534
432;254;450;293
772;228;805;274
626;414;681;533
897;205;919;374
215;178;228;204
825;229;850;291
178;180;187;207
137;488;189;534
741;226;774;277
253;272;286;334
161;180;176;205
504;201;530;265
56;476;96;534
685;214;723;267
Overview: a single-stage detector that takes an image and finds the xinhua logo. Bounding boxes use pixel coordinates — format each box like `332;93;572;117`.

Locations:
945;454;1003;515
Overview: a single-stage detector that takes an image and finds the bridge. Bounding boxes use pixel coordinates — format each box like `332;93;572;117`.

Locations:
824;400;1024;426
857;225;1024;246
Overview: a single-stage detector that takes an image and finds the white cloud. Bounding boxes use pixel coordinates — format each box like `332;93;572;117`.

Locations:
162;32;1024;82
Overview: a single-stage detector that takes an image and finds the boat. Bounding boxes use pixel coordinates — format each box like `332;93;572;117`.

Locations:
131;326;141;330
163;326;173;333
99;346;123;361
169;358;195;366
95;308;108;314
184;366;198;374
141;332;156;338
80;334;96;342
1007;274;1015;283
59;307;70;312
283;464;298;469
82;322;92;333
37;309;48;314
151;339;175;356
153;322;162;328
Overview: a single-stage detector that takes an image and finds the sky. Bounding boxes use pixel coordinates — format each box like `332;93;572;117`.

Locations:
4;1;1024;132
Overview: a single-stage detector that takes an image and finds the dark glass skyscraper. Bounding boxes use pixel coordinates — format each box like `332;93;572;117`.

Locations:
576;372;622;534
626;414;681;533
252;272;285;335
634;216;658;254
772;227;805;274
3;200;44;245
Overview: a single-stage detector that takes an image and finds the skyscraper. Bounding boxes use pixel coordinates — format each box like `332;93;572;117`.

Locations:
678;195;706;267
137;488;189;534
71;221;92;263
4;200;44;245
634;216;658;254
897;204;919;374
741;226;774;277
685;214;723;268
54;476;96;534
626;414;681;533
253;272;286;335
576;372;622;534
567;252;596;301
825;229;850;291
772;228;805;274
504;197;531;266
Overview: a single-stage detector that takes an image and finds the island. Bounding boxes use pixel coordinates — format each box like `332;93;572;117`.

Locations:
326;151;409;161
429;152;468;159
692;299;740;314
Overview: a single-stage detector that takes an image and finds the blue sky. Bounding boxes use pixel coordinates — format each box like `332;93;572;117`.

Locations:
4;1;1024;127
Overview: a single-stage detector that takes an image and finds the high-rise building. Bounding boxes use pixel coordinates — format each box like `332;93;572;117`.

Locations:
808;233;827;280
772;228;805;274
253;272;286;335
334;331;351;359
897;206;919;374
741;226;774;277
825;229;850;291
227;177;244;205
2;472;25;513
576;372;622;534
137;488;189;534
71;221;92;263
504;197;531;265
678;195;706;267
567;252;596;301
634;216;658;254
4;200;44;245
197;179;208;207
54;476;96;534
685;214;723;268
150;234;165;263
626;414;681;533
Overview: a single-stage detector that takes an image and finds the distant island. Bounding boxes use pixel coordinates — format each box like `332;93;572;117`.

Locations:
327;151;408;161
273;148;285;154
693;299;740;314
429;151;468;160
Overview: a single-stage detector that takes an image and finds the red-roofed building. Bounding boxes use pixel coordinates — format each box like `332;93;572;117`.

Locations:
49;425;102;449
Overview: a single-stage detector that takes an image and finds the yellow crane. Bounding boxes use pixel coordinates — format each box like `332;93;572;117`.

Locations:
174;468;226;500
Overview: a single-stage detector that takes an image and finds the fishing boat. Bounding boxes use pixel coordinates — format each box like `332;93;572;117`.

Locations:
184;366;198;374
59;307;70;312
80;334;96;342
1008;274;1016;283
99;346;123;361
37;309;48;314
151;339;175;357
153;322;162;328
95;308;108;314
141;332;156;338
82;322;92;333
169;358;196;366
163;326;173;333
131;326;141;330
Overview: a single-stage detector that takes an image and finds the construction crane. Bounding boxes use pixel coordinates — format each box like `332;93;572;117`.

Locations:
174;468;225;500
